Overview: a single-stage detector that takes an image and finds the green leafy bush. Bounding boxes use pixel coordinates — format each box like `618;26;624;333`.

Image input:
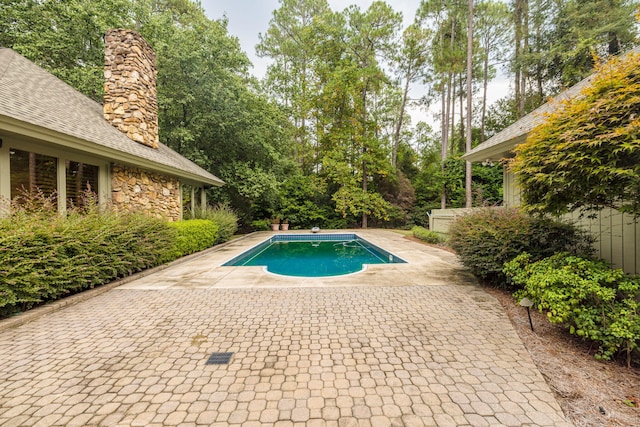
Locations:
0;200;174;317
505;253;640;366
411;226;444;244
279;174;333;229
409;205;434;228
187;204;238;243
448;208;594;287
250;219;270;231
511;52;640;216
166;219;219;259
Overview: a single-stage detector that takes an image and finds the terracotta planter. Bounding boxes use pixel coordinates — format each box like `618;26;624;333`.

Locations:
271;223;280;231
281;223;289;231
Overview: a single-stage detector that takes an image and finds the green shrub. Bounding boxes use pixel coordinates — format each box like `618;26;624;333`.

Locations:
411;226;444;244
0;200;174;317
409;205;434;228
279;174;333;229
448;208;594;287
250;218;270;231
505;253;640;366
166;219;219;259
187;204;238;243
324;217;352;229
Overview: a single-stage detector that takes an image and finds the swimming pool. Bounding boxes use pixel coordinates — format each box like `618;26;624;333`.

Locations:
222;233;406;277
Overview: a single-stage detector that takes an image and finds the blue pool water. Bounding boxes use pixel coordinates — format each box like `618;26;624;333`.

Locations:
223;234;406;277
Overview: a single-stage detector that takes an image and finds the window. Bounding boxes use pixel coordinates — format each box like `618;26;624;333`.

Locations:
10;149;57;201
66;161;99;208
8;148;101;211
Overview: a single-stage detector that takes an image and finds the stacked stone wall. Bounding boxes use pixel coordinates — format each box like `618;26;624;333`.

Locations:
103;29;159;149
111;164;180;221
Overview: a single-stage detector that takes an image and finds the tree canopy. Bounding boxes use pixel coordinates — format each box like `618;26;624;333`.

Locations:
1;0;637;228
510;51;640;216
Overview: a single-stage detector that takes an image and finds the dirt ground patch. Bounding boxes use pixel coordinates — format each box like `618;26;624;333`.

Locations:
485;286;640;427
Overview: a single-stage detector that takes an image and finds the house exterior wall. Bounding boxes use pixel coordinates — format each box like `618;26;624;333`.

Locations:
503;169;639;275
111;164;181;221
565;209;639;275
503;169;521;207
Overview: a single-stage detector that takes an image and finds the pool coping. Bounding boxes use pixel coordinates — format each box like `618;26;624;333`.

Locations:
221;232;407;275
117;229;477;290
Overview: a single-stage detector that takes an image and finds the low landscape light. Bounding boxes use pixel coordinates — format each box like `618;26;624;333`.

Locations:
519;297;534;331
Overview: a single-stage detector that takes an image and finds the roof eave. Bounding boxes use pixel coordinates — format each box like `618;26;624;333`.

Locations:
0;115;225;187
463;134;528;163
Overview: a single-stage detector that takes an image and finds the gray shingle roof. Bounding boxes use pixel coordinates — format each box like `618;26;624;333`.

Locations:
465;46;640;162
0;48;224;186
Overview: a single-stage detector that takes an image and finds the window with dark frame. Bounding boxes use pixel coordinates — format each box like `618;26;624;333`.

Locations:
66;160;99;208
9;149;58;201
9;149;100;210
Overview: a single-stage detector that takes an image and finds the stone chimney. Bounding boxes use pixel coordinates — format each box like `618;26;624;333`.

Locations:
103;29;159;149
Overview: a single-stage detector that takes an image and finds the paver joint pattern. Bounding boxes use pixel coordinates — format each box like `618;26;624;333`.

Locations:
0;231;572;426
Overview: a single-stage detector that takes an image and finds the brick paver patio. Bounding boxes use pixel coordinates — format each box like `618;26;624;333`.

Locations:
0;231;572;426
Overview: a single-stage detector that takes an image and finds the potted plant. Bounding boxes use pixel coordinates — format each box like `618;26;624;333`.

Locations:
281;219;289;231
270;218;280;231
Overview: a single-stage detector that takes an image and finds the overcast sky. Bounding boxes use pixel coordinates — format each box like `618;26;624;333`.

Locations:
199;0;509;128
201;0;422;78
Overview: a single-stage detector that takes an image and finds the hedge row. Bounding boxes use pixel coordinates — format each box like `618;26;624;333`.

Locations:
186;204;237;243
1;204;220;317
166;219;219;260
505;253;640;367
411;226;444;244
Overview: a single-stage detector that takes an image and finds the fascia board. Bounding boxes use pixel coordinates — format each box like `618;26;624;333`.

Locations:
463;134;528;163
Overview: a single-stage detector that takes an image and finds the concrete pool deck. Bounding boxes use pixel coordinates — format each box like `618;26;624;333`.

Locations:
0;230;572;426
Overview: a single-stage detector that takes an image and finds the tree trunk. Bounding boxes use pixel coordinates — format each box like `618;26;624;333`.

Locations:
481;46;489;143
443;81;453;209
361;80;368;229
466;0;473;208
441;16;457;208
608;32;621;55
362;159;368;229
450;15;456;147
459;73;464;153
440;31;449;162
514;0;523;117
392;69;411;168
533;8;544;102
300;60;310;172
450;73;455;156
519;0;529;115
441;80;447;210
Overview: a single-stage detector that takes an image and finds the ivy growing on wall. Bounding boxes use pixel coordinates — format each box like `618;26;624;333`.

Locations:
510;51;640;216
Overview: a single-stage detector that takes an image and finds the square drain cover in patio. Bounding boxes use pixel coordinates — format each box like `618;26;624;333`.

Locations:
206;352;233;365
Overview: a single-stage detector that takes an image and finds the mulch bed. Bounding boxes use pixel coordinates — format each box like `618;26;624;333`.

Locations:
485;286;640;427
